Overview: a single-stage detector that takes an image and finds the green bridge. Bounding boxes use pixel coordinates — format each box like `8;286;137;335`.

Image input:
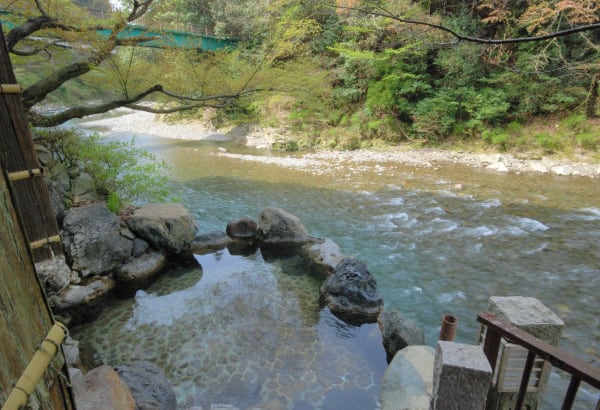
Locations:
0;12;236;52
97;25;237;51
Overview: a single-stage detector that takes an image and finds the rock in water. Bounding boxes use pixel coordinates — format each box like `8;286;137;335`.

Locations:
256;207;310;245
114;361;177;410
378;308;425;360
127;203;198;254
320;257;383;323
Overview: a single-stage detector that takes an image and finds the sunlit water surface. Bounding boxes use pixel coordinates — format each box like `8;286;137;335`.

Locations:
72;132;599;409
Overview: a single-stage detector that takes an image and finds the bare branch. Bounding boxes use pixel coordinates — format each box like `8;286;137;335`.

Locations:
328;0;600;45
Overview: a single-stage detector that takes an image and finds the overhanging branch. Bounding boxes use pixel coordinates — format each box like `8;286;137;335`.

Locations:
28;84;262;127
330;0;600;45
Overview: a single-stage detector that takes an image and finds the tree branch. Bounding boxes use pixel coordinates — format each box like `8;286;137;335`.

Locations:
329;0;600;45
28;84;261;127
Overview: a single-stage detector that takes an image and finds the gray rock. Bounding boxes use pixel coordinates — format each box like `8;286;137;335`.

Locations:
226;217;258;238
50;276;115;325
256;207;310;245
132;238;150;257
114;361;177;410
73;365;135;410
378;309;425;359
300;237;344;279
46;179;66;224
190;231;233;251
127;203;198;254
319;257;383;323
70;172;99;203
551;164;573;176
486;162;509;173
115;251;168;295
381;345;435;410
62;203;132;277
35;255;72;294
63;336;81;368
49;162;71;194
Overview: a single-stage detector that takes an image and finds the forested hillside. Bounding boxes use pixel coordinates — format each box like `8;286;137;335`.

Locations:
4;0;600;152
147;0;600;151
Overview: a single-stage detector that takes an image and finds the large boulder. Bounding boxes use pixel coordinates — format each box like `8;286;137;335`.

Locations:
115;251;168;296
114;361;177;410
256;207;310;245
320;257;383;323
378;308;425;361
127;203;198;254
72;365;135;410
35;255;73;294
62;203;132;277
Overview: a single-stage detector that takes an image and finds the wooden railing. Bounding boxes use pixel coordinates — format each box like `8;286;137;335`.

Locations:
477;312;600;410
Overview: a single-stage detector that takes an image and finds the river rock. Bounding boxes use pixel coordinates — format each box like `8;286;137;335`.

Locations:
115;251;168;295
70;172;100;204
301;237;344;279
378;308;425;360
256;207;310;245
50;276;115;325
127;203;198;254
226;217;258;238
190;231;233;252
35;255;72;294
72;365;135;410
320;257;383;323
46;179;66;224
551;164;573;176
114;361;177;410
63;336;82;368
380;345;435;410
62;203;132;277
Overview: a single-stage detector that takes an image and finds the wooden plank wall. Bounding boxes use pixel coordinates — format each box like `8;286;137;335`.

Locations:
0;23;62;262
0;163;73;408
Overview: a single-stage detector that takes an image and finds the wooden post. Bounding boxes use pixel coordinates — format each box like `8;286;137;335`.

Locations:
0;22;62;262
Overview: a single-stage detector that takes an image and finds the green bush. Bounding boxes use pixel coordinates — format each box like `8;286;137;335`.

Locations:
534;132;564;153
36;128;171;211
577;132;600;150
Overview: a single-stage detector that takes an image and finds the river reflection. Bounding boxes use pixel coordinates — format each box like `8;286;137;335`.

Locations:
72;132;599;409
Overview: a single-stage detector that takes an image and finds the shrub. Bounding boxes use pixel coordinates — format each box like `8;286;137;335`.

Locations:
534;132;563;153
35;128;171;211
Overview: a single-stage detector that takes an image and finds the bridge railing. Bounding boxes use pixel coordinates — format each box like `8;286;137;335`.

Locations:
477;312;600;410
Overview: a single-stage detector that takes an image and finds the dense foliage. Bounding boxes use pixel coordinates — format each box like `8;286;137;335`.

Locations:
146;0;600;150
4;0;600;151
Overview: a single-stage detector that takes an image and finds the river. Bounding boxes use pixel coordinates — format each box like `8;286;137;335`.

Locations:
71;119;599;409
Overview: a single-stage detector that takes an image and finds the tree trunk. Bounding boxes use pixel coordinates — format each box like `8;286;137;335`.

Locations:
586;76;599;118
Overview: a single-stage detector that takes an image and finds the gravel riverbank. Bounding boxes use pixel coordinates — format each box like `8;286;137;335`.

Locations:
79;108;600;178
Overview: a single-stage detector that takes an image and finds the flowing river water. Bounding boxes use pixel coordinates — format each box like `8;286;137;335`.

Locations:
71;122;599;409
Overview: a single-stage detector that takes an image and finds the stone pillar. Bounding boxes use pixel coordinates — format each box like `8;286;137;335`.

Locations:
484;296;564;410
430;341;493;410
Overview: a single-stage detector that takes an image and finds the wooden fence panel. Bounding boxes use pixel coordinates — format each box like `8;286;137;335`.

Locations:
0;163;74;409
0;23;62;262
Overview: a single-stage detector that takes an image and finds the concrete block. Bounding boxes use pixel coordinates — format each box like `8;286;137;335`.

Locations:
430;342;492;410
488;296;564;346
